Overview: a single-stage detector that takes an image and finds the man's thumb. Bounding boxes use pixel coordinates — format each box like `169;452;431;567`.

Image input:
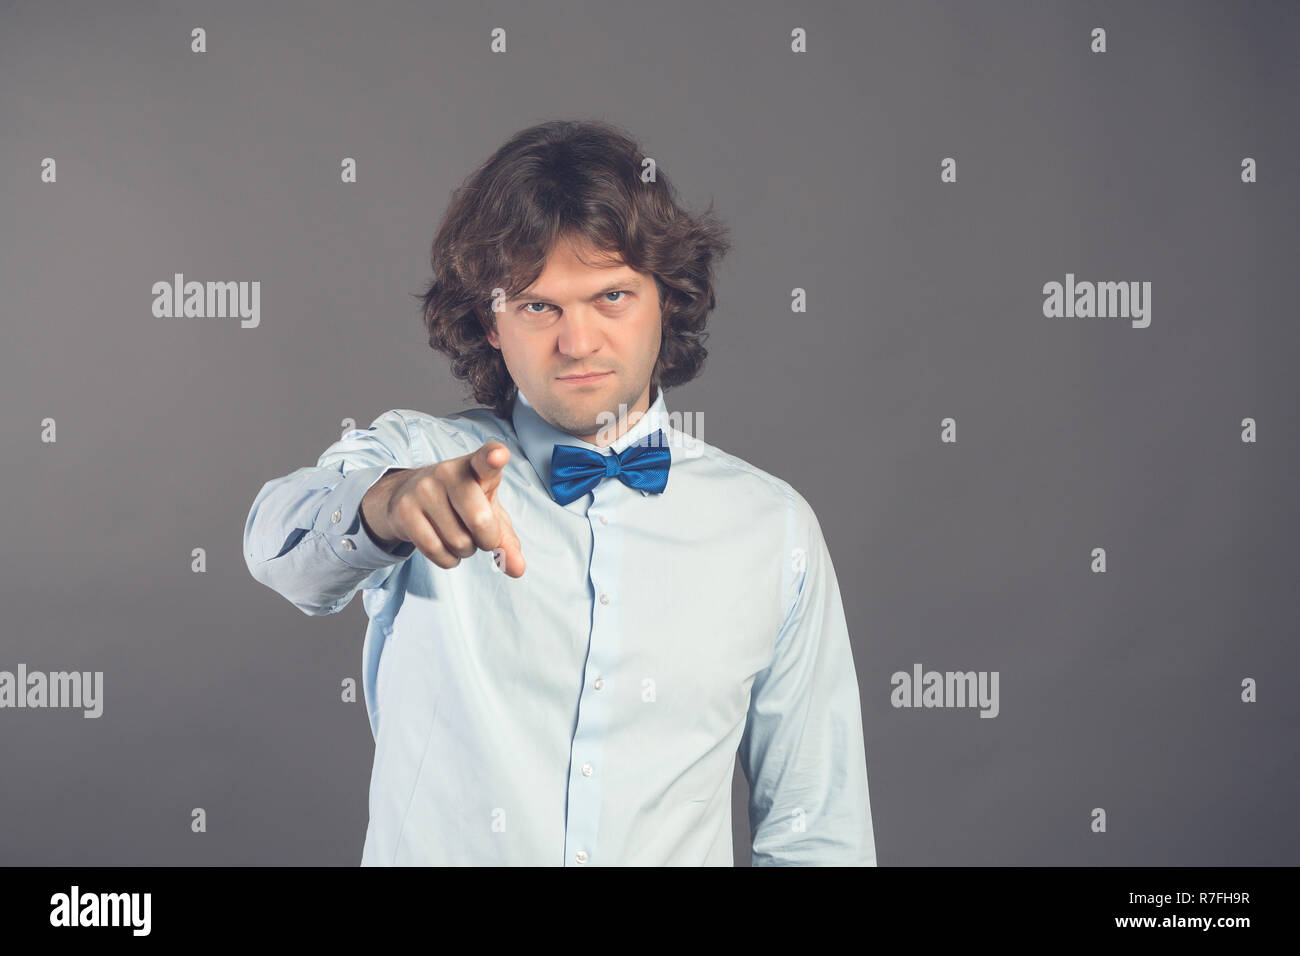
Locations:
470;441;510;491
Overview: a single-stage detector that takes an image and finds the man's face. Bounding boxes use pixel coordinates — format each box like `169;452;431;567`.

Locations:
486;236;662;445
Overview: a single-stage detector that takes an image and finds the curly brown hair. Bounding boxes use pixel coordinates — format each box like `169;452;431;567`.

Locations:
414;119;732;419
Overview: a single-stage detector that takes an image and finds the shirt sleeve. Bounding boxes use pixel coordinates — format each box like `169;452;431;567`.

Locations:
243;410;418;616
737;488;877;865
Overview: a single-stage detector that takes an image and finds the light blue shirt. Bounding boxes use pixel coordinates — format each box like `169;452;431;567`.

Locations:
243;385;876;865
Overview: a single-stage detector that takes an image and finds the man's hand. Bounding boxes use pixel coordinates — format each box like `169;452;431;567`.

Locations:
360;442;525;577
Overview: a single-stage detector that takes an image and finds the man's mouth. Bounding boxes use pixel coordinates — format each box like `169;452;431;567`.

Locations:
557;371;612;384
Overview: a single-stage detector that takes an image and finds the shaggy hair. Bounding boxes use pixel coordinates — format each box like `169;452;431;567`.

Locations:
414;119;731;418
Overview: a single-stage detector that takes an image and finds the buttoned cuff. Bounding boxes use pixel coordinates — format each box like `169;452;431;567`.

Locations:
313;465;416;570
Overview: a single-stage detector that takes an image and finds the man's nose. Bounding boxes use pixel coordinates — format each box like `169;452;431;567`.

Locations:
555;306;603;356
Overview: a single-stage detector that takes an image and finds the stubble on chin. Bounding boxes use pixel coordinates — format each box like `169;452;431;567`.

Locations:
544;387;644;444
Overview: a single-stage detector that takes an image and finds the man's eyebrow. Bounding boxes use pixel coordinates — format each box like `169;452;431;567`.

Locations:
511;275;643;302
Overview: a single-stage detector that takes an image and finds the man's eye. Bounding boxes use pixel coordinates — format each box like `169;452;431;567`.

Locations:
604;291;627;303
522;302;552;314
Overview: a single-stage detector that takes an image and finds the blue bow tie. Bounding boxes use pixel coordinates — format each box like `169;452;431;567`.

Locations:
549;429;671;505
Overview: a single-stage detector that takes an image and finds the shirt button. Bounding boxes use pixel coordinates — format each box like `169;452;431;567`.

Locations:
341;538;355;550
593;677;604;690
599;515;608;525
581;763;593;777
575;850;588;864
599;593;610;605
331;509;342;523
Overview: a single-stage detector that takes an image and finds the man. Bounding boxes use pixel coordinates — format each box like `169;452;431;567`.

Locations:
243;119;876;866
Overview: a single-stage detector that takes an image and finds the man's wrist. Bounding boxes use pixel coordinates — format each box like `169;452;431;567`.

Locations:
360;468;408;550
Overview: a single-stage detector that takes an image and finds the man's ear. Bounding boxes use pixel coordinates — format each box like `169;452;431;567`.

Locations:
479;308;501;349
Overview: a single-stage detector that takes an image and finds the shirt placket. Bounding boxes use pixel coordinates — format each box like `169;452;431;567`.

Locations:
562;479;622;865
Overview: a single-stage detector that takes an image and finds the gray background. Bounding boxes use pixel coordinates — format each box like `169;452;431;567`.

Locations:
1;0;1296;865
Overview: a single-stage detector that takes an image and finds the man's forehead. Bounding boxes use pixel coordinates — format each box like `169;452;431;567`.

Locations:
513;263;644;298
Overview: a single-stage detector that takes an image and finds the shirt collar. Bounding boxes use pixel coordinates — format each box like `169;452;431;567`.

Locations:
511;383;670;498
